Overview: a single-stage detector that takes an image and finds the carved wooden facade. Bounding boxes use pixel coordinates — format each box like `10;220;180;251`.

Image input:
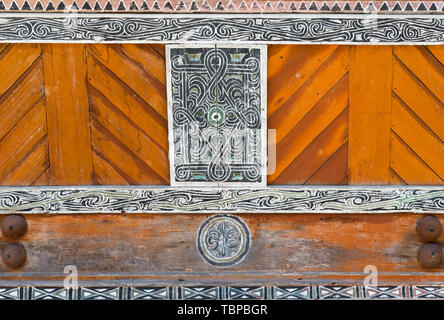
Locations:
0;1;442;300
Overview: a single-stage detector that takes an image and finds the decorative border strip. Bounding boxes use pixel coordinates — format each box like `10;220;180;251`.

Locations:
0;1;443;13
0;186;441;213
0;13;443;44
0;285;443;299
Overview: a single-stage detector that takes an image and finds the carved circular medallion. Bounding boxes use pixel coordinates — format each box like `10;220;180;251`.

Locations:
198;215;250;267
208;107;225;127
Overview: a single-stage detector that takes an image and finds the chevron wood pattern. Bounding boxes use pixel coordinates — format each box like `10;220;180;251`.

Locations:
391;46;444;185
86;44;169;185
0;44;49;186
0;44;441;186
267;45;349;185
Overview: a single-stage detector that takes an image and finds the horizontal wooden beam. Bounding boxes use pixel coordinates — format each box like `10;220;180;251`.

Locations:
0;186;441;214
0;14;442;44
0;213;442;288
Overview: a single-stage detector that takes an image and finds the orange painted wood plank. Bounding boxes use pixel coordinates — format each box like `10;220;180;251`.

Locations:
32;169;50;186
0;44;41;96
43;44;93;185
89;87;169;181
393;57;444;140
92;151;129;185
0;58;44;140
121;44;166;86
0;100;47;181
305;143;348;185
349;46;393;185
272;108;348;184
389;169;407;185
0;44;7;54
391;132;442;184
87;54;168;150
394;46;444;104
91;121;167;185
391;97;444;179
269;46;349;145
267;45;338;117
87;44;167;119
269;74;349;182
1;138;49;186
427;45;444;66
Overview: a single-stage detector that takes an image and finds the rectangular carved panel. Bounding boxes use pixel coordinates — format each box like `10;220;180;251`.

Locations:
167;45;267;186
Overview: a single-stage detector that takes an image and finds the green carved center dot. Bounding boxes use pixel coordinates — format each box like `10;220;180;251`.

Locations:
208;107;225;127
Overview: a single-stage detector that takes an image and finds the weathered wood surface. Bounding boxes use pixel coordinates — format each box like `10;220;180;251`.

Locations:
0;213;442;285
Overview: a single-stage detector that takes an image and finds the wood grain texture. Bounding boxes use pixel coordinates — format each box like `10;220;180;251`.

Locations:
86;44;169;185
43;44;93;185
1;213;442;285
391;46;444;185
268;45;349;184
349;46;393;185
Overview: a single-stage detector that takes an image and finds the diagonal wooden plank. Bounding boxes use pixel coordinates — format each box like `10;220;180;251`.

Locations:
392;96;444;179
267;45;338;117
305;143;348;185
87;55;169;150
43;44;93;185
32;168;50;186
91;120;168;185
389;169;407;185
269;46;349;145
394;46;444;104
120;44;166;86
391;132;442;185
271;108;348;184
89;86;170;181
87;44;167;119
92;151;129;186
393;57;444;141
0;58;44;140
1;138;49;186
0;43;41;96
0;100;47;181
269;74;349;182
426;45;444;67
349;46;392;185
0;44;8;55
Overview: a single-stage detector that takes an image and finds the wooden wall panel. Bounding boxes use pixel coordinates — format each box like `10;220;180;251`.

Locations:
1;213;442;285
391;46;444;185
348;46;393;185
86;44;169;185
0;44;49;186
0;44;442;186
43;44;93;185
268;45;349;185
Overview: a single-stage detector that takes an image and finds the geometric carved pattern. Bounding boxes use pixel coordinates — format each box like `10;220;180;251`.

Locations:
268;45;349;185
0;44;49;186
167;45;266;185
0;1;443;12
0;15;442;43
391;45;444;185
1;285;443;299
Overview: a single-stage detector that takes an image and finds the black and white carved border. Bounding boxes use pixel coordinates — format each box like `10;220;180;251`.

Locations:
0;284;444;299
0;186;441;214
0;13;443;44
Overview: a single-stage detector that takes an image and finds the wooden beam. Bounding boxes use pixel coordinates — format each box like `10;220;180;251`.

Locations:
349;46;393;184
43;44;93;185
